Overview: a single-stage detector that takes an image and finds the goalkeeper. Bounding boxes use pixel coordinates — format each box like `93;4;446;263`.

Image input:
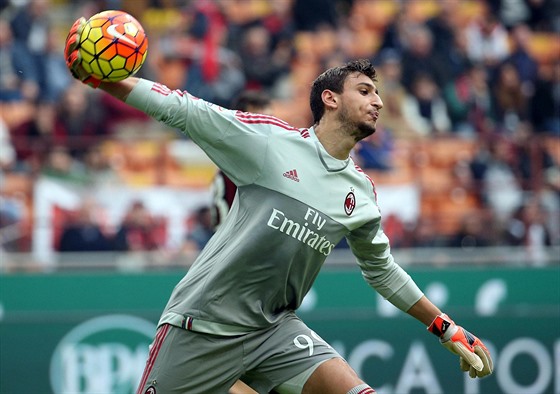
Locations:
65;17;493;394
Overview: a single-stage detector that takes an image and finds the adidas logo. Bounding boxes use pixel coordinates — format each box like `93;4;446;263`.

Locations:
283;169;300;182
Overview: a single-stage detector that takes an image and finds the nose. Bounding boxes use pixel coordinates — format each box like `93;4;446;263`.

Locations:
373;92;383;109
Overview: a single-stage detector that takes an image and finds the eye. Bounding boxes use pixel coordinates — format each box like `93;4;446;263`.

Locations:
360;89;368;95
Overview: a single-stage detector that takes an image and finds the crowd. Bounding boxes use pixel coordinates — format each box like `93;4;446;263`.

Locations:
0;0;559;262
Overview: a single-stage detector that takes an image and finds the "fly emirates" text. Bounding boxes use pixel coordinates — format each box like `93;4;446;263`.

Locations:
267;208;335;256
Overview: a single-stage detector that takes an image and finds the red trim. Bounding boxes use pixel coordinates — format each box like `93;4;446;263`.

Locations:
357;388;376;394
236;112;290;126
237;118;298;131
354;164;377;202
236;112;308;137
136;324;170;394
151;83;172;96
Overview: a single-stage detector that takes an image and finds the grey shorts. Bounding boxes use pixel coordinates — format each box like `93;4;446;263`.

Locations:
136;313;341;394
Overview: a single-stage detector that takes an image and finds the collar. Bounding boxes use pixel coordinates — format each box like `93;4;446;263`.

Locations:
308;126;351;172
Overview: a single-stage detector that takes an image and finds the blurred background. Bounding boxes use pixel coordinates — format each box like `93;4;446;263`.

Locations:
0;0;559;393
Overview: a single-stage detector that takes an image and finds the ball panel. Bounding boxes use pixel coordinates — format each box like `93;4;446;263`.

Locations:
102;43;118;59
116;44;135;58
87;59;104;79
124;22;139;37
88;26;104;45
106;69;131;82
110;54;127;69
93;37;113;56
124;54;138;72
97;57;113;77
79;39;96;57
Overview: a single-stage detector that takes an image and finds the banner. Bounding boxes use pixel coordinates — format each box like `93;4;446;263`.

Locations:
1;266;558;393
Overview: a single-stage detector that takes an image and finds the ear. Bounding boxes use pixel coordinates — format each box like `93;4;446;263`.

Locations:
322;89;338;111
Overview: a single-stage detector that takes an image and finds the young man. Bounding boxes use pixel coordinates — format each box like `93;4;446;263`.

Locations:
65;18;493;394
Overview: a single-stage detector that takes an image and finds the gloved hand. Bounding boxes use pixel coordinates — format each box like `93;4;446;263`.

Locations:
428;313;493;378
64;17;101;88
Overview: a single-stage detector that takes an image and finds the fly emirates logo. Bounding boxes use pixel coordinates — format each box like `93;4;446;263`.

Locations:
267;208;335;256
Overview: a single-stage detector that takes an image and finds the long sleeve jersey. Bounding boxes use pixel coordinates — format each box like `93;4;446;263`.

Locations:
126;79;424;334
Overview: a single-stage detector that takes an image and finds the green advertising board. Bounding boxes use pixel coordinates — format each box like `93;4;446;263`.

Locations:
1;266;558;394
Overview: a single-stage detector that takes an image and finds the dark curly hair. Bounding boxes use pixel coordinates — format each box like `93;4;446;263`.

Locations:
310;59;377;124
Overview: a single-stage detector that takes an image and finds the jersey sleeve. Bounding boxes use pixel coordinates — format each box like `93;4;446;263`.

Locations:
347;218;424;312
125;79;269;186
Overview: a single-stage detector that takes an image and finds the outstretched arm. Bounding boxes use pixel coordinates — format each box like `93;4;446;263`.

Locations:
98;79;139;102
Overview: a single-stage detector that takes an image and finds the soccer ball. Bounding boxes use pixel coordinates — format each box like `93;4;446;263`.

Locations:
79;10;148;82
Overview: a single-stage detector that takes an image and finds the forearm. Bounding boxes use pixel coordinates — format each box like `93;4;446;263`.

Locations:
406;295;442;326
98;77;140;102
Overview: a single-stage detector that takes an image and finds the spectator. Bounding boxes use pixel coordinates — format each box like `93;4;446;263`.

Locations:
0;195;27;253
492;62;529;133
10;102;56;174
41;145;89;185
261;0;295;52
373;49;415;137
465;10;510;71
511;122;557;189
505;24;539;91
401;73;452;136
83;144;120;187
469;136;524;224
487;0;531;29
53;82;104;158
179;1;246;106
445;24;477;81
0;118;15;173
409;217;447;248
504;197;553;264
378;6;417;55
400;24;450;93
238;24;291;91
449;213;495;249
381;213;407;248
38;27;72;102
525;0;559;31
183;206;214;252
353;131;393;171
426;0;466;78
530;61;560;135
443;62;495;136
58;200;112;252
292;0;338;32
0;18;40;102
114;200;162;251
9;0;59;100
9;0;51;55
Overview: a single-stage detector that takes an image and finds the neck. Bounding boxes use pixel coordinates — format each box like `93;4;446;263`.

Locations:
313;119;355;160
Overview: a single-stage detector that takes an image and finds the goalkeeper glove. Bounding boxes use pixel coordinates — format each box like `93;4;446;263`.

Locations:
428;313;493;378
64;17;102;88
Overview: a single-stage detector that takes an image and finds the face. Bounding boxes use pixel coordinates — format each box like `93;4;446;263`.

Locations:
336;73;383;142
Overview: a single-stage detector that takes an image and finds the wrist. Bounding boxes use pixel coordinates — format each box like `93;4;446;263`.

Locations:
427;313;458;341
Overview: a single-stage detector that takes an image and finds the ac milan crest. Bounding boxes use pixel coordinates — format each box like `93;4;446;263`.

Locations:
344;192;356;216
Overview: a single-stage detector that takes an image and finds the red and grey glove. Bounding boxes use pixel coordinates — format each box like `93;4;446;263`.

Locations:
428;313;493;378
64;17;101;88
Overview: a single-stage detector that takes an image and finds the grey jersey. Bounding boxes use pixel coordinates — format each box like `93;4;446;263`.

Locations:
127;80;424;334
